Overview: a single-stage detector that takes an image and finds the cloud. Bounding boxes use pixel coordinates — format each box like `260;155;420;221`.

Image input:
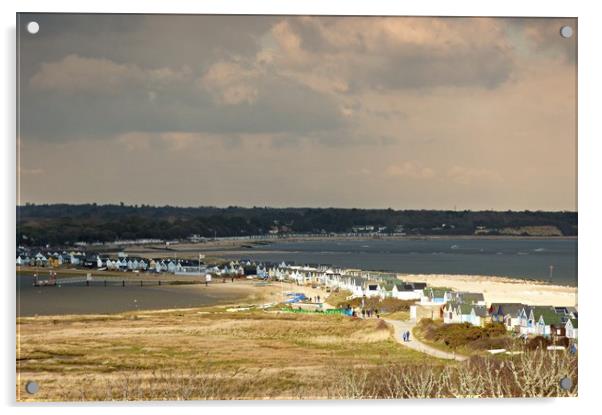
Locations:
386;162;436;179
266;17;516;92
510;18;577;64
200;61;260;105
23;54;345;141
447;166;503;185
17;15;576;210
29;54;192;95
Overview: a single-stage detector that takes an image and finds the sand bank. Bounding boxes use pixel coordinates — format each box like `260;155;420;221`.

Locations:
397;273;577;307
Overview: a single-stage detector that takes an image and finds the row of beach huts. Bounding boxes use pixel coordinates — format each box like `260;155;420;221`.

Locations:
263;263;578;340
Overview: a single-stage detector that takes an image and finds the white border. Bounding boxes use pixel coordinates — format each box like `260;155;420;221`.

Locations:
2;1;601;414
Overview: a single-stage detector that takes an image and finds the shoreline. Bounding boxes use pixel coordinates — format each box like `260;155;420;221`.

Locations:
16;265;577;288
17;269;577;317
116;234;577;253
16;279;326;318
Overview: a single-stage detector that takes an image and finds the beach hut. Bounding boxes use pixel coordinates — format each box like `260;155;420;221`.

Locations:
421;288;449;305
565;318;578;339
489;303;527;331
534;308;564;337
460;304;488;326
391;283;422;300
446;291;485;305
34;252;48;267
364;282;383;298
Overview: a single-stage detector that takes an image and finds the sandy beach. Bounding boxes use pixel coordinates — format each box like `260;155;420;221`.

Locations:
198;273;577;309
397;273;577;307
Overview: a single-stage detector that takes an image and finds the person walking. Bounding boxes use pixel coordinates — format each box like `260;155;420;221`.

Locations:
406;330;411;342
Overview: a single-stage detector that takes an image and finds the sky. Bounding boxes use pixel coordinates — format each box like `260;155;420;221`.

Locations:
17;15;577;210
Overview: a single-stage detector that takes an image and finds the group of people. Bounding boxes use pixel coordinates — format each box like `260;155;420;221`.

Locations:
343;305;380;319
360;308;380;319
402;330;411;342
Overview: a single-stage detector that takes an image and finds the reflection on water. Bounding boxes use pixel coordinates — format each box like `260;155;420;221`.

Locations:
17;275;246;316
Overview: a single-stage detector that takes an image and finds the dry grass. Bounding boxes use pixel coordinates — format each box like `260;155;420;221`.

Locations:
17;308;576;401
17;308;429;401
328;349;577;399
384;311;410;321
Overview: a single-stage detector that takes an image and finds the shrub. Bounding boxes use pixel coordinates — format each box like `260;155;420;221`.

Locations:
341;297;414;313
328;348;577;399
527;336;551;350
418;320;509;350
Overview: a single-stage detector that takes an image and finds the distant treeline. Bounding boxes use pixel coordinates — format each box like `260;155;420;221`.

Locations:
16;203;577;246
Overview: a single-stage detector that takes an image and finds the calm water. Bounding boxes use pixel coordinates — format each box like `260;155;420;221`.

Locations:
17;275;246;316
223;238;577;286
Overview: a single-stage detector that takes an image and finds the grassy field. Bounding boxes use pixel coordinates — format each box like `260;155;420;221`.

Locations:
17;308;433;401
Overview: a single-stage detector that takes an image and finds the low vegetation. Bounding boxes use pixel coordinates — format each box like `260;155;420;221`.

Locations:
324;289;352;307
334;296;415;314
329;349;576;399
17;308;431;401
17;309;577;400
415;319;511;353
526;335;570;350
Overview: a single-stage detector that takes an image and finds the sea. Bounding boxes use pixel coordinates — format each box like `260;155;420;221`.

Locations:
220;237;577;286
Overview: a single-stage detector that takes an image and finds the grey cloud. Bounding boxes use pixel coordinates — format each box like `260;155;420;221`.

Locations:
18;14;279;81
19;14;350;143
279;17;516;91
21;56;344;141
506;18;577;64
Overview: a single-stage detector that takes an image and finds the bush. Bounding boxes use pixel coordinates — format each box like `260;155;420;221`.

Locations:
418;320;509;350
527;336;551;350
328;348;577;398
340;297;414;313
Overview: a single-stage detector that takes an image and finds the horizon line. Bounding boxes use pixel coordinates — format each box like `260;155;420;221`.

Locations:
16;202;578;213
